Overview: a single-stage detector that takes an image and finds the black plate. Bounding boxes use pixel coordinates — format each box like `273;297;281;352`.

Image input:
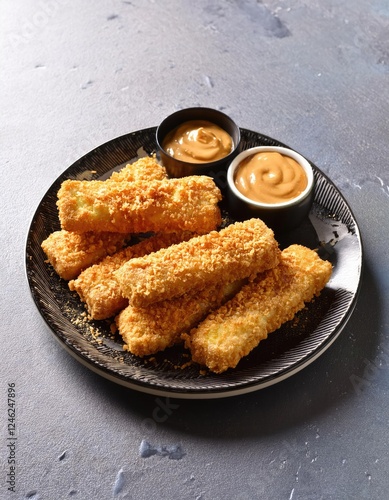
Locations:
25;127;363;399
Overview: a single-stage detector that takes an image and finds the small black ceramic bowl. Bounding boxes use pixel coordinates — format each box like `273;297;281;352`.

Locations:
156;107;241;182
227;146;315;232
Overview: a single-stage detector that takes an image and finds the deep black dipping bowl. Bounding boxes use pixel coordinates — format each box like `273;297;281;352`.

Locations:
156;107;241;180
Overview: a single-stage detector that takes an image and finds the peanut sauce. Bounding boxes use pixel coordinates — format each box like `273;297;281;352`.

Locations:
163;120;233;163
234;151;308;204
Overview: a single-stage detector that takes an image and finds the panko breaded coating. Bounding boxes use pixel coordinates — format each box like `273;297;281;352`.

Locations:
57;176;222;234
114;218;280;308
68;232;194;320
108;156;167;182
116;280;245;357
184;244;332;373
41;230;129;280
41;157;167;280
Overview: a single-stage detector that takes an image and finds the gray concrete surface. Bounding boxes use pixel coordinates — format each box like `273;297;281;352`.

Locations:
2;1;389;498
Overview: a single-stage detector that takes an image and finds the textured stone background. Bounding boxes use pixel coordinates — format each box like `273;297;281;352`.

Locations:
1;1;389;498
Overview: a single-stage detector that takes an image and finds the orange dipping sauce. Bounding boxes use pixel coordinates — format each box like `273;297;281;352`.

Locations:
162;120;233;163
234;151;308;204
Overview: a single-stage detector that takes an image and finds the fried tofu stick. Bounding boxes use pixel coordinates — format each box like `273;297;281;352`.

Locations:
68;232;194;320
184;244;333;373
41;157;167;280
116;280;245;357
107;156;167;182
114;218;280;308
57;176;222;234
41;230;130;280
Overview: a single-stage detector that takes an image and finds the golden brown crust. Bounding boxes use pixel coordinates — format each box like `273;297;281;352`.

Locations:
108;156;167;182
43;154;333;375
68;232;194;320
57;176;222;234
41;230;128;280
116;280;245;357
41;157;167;280
114;218;280;307
184;244;333;373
